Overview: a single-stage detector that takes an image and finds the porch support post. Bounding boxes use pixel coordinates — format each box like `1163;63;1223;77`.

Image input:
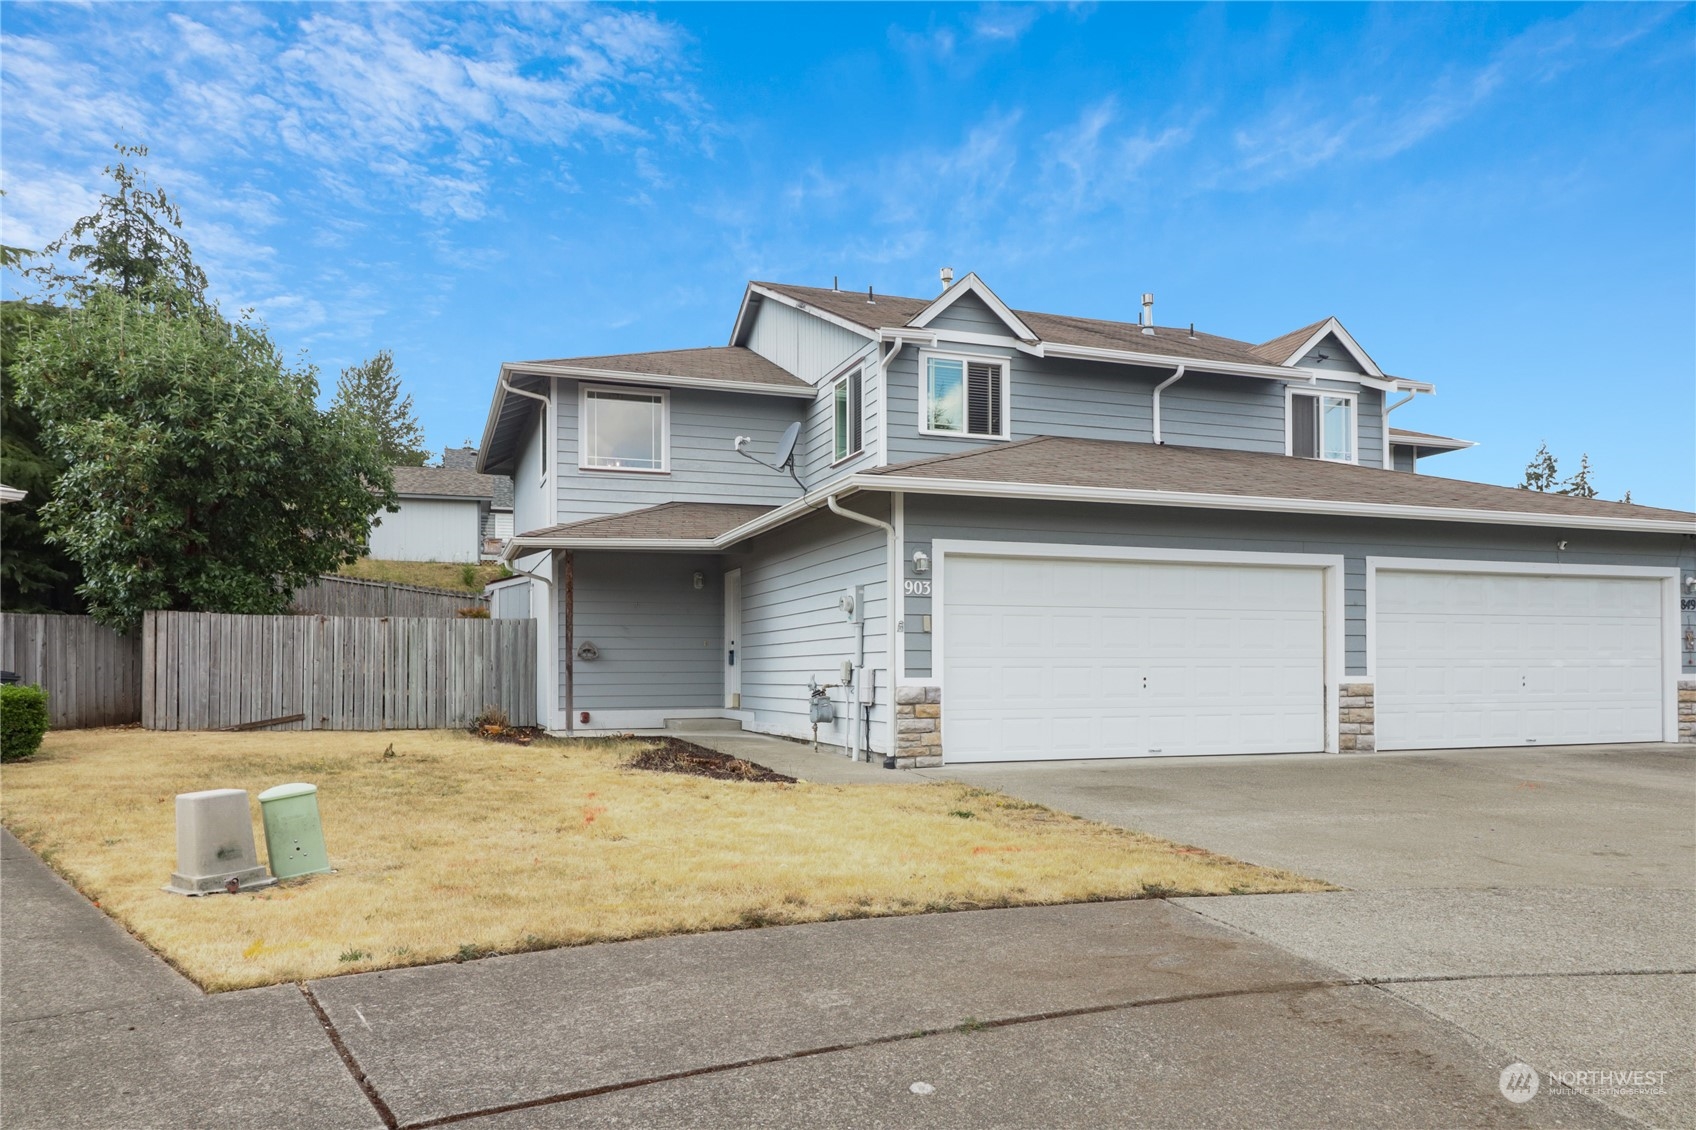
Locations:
563;549;575;736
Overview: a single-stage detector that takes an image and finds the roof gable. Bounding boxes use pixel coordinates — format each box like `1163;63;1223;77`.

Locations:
905;272;1037;342
1253;317;1383;377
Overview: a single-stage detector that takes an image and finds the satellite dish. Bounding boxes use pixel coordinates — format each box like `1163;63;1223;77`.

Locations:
773;422;801;470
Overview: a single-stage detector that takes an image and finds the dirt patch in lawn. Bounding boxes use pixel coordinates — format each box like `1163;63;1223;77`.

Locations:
622;738;797;783
1;729;1330;991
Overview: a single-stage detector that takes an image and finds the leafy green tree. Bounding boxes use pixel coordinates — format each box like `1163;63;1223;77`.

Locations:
333;350;429;466
1559;453;1597;499
24;145;207;306
1519;442;1559;491
1;301;84;611
13;286;396;630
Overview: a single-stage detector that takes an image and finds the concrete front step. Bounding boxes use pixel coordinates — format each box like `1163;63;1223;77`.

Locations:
663;717;744;733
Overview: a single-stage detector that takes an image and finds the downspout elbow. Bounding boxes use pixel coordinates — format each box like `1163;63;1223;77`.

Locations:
1151;364;1186;445
826;493;895;536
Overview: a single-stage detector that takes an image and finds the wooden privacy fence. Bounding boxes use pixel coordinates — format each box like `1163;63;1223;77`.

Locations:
142;611;536;731
0;613;143;728
289;575;490;619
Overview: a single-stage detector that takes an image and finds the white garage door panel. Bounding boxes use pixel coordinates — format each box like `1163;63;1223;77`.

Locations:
1376;571;1663;750
943;556;1326;762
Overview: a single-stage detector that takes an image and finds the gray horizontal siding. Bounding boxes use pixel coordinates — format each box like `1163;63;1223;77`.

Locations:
562;552;723;711
554;381;806;523
799;357;882;485
1392;447;1417;473
747;297;870;383
727;506;891;751
899;496;1694;678
926;290;1009;335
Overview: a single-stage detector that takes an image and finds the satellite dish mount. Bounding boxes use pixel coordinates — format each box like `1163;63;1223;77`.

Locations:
734;422;804;491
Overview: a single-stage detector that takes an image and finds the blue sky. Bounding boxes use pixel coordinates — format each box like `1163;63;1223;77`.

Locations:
3;3;1691;506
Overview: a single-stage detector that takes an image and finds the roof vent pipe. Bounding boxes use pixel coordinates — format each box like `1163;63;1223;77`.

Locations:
1141;292;1155;335
867;285;876;305
940;266;954;292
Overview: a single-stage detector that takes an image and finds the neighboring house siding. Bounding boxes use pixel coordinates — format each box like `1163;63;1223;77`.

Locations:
554;380;805;523
563;552;723;713
746;297;870;383
728;507;892;752
897;496;1694;678
367;497;482;563
489;578;533;620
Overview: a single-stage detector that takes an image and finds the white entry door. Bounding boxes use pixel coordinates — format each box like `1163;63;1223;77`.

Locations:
723;568;742;709
1374;569;1665;750
942;554;1327;762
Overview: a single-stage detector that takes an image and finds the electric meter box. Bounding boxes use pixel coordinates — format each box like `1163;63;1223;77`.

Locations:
258;782;331;880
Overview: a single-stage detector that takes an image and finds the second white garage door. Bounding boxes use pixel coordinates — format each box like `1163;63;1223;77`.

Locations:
1374;569;1666;750
942;555;1326;762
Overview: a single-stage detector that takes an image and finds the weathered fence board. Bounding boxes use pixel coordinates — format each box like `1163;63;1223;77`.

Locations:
290;575;490;619
141;611;535;731
0;613;143;728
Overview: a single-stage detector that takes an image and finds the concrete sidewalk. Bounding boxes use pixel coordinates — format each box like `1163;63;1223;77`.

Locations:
1;825;1647;1130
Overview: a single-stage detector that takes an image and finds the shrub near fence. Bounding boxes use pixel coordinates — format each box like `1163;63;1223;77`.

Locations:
0;613;143;728
142;611;536;731
290;575;490;619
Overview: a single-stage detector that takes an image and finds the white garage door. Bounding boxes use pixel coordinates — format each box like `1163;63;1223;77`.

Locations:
1375;570;1664;750
942;555;1326;762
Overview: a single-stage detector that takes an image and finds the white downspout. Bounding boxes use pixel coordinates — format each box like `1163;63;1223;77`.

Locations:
827;493;897;762
1151;364;1186;445
1382;389;1416;471
498;371;558;730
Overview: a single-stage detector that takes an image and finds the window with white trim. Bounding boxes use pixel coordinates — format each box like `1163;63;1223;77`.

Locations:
1290;391;1355;462
580;386;668;472
923;354;1007;438
832;369;863;462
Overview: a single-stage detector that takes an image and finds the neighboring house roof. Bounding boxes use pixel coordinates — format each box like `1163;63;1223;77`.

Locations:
750;282;1376;378
1388;427;1476;453
512;346;813;392
391;466;496;501
863;437;1692;525
517;502;777;543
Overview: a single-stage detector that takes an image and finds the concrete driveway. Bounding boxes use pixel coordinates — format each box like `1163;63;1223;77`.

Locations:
922;743;1696;1128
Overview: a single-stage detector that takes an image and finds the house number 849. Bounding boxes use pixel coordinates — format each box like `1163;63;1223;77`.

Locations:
903;580;932;596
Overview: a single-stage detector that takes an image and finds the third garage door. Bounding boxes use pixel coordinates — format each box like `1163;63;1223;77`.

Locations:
1374;569;1665;750
942;554;1326;763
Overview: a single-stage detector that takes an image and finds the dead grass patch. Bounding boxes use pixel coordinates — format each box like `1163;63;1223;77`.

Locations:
335;558;507;591
1;729;1328;991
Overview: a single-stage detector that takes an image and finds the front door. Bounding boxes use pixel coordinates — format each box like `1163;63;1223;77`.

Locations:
724;568;742;709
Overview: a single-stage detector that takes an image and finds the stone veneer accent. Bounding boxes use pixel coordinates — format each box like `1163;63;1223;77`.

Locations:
1338;681;1375;753
1680;679;1696;744
893;684;943;769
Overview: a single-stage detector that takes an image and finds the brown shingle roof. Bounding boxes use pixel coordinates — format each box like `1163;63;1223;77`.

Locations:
517;502;776;542
516;346;811;391
1247;318;1331;364
754;283;1332;372
392;466;496;500
866;437;1693;525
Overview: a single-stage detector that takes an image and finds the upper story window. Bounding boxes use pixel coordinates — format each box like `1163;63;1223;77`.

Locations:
833;369;863;463
923;354;1008;439
1289;389;1356;463
581;386;668;473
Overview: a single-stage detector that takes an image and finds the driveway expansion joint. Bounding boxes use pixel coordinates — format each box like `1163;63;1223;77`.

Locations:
300;982;400;1130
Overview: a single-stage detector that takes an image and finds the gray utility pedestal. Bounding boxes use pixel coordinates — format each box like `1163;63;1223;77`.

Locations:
164;788;275;896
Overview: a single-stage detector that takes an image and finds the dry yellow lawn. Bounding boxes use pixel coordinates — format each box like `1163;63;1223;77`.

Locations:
337;558;507;591
1;728;1326;991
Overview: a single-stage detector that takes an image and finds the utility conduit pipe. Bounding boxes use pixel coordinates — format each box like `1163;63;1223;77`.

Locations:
826;495;896;761
1151;365;1186;445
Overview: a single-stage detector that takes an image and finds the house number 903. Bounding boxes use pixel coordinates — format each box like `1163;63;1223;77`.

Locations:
903;580;932;596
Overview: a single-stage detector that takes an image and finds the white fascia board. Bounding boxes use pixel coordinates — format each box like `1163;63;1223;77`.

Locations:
745;284;880;342
0;484;26;504
476;365;548;474
906;272;1039;343
1039;341;1314;382
849;474;1696;535
508;363;816;399
729;285;761;346
507;537;723;552
1390;435;1478;453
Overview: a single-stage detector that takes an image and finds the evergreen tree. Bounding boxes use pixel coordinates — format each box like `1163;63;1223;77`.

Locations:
332;350;429;467
1559;453;1597;499
1519;442;1559;491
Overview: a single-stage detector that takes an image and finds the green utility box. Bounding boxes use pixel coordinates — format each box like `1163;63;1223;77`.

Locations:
257;782;331;880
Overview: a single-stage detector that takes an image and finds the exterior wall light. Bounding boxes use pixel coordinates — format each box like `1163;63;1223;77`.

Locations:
692;571;705;590
911;550;930;574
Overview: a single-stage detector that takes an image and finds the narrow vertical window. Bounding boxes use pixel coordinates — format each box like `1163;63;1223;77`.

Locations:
833;369;863;462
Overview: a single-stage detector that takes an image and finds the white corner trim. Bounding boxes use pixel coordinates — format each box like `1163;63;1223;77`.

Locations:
1361;557;1682;743
906;272;1039;342
929;540;1348;756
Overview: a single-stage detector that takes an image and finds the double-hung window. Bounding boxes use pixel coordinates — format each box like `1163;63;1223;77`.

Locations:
832;369;863;463
1289;390;1355;463
581;386;668;472
923;355;1008;439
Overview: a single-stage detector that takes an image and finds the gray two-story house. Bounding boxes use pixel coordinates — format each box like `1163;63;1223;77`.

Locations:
477;272;1695;766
